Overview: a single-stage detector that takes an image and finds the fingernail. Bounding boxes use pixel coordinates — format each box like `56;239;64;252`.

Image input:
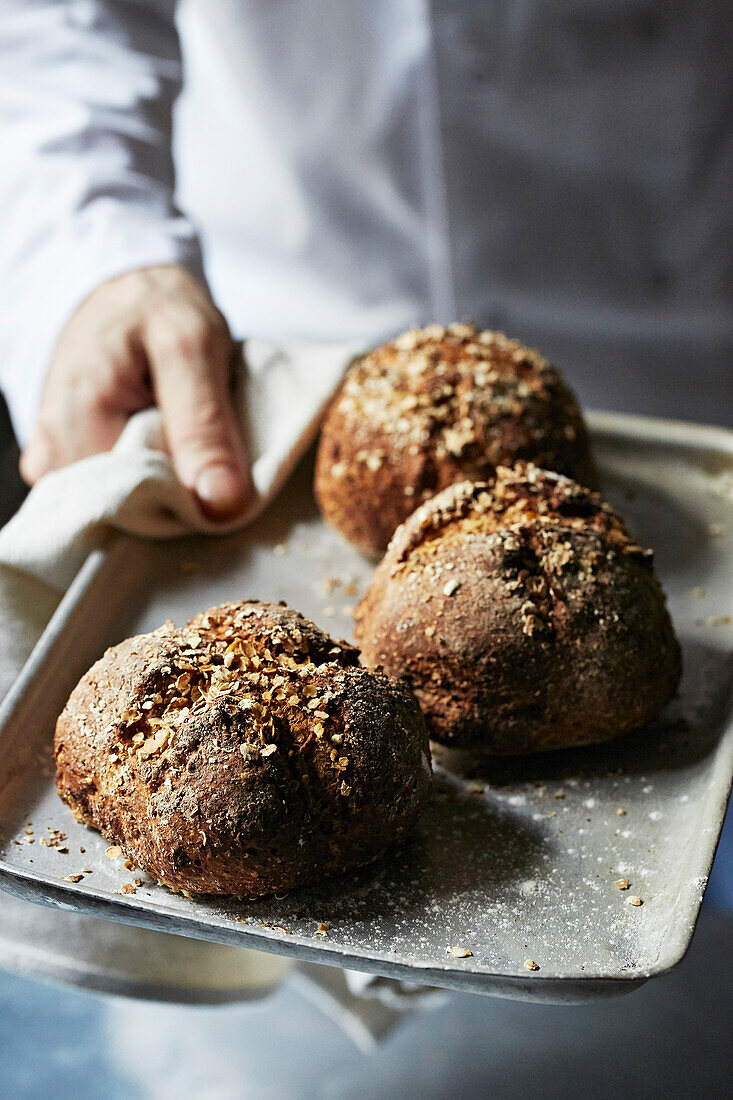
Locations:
195;463;251;520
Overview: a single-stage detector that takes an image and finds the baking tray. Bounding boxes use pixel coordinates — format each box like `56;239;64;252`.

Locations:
0;411;731;1004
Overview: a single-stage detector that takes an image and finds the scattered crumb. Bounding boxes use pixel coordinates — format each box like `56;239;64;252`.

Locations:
447;946;472;958
553;791;565;800
627;896;643;907
524;959;540;972
315;922;330;937
118;883;137;895
62;874;84;883
616;808;627;816
273;543;288;556
706;616;731;627
105;846;123;859
123;858;136;870
614;879;630;890
41;829;67;850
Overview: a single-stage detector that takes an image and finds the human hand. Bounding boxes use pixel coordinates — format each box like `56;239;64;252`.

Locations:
19;265;253;520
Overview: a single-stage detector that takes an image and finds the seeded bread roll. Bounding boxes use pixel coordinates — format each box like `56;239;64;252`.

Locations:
315;322;597;556
354;466;681;754
55;601;431;896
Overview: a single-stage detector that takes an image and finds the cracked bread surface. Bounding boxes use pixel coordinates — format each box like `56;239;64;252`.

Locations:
354;465;681;754
315;322;597;555
55;601;431;896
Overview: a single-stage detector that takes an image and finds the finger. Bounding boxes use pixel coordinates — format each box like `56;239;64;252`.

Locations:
19;400;130;484
146;321;253;519
19;430;55;485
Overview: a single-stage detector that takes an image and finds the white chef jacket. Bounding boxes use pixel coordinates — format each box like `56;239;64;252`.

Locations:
0;0;731;446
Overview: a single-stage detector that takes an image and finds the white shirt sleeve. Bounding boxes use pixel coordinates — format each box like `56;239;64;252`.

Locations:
0;0;205;446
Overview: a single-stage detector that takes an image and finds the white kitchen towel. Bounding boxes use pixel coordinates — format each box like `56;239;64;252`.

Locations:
0;337;442;1029
0;338;360;591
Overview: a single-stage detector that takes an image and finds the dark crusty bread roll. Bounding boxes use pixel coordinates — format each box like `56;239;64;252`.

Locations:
354;465;681;754
55;601;431;896
315;322;597;556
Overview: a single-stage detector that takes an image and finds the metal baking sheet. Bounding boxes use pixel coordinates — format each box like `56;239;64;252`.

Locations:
0;412;731;1003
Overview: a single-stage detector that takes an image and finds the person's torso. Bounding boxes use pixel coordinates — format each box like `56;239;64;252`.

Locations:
174;0;732;412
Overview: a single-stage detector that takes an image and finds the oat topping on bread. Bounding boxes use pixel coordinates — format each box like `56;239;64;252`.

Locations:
315;322;597;555
55;601;430;896
355;465;680;754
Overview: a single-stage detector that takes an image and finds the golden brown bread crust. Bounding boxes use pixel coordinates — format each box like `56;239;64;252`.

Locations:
55;601;431;896
354;465;681;754
314;322;598;556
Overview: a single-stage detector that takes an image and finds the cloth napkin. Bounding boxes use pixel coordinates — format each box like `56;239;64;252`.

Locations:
0;338;441;1028
0;338;360;591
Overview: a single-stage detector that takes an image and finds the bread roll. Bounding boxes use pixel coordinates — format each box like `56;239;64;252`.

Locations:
355;466;681;754
315;322;597;555
55;601;431;895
